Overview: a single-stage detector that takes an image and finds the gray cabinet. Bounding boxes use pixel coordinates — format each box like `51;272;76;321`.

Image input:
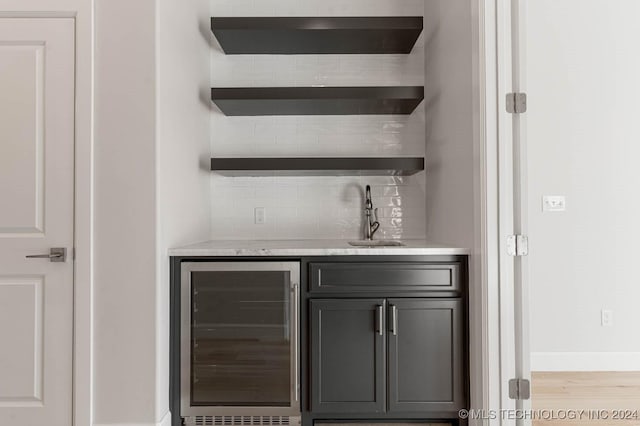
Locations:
308;261;466;417
388;299;464;412
310;299;386;413
170;255;468;426
310;298;464;415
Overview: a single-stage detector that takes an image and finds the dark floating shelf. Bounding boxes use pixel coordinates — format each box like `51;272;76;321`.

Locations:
210;86;424;116
211;17;424;54
210;157;425;177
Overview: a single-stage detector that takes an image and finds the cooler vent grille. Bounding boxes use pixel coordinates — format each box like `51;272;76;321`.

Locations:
186;416;293;426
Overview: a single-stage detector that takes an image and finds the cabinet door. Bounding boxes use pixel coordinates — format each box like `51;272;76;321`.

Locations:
387;299;464;412
310;299;386;413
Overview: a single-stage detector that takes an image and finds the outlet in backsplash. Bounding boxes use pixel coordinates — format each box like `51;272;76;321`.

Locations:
210;0;426;240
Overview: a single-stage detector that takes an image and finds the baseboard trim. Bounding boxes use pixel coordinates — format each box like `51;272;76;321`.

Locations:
531;352;640;371
94;411;171;426
159;411;172;426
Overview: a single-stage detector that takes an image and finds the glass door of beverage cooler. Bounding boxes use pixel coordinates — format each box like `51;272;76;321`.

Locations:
180;262;300;417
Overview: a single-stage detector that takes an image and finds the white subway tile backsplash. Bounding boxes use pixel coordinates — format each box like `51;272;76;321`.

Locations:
314;0;423;17
213;0;423;17
210;174;427;240
212;53;424;88
272;206;298;219
210;0;426;240
211;0;235;15
275;215;320;239
250;0;285;16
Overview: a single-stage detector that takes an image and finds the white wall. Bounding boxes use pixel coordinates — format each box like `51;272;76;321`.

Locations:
422;1;475;249
95;1;213;425
209;0;427;241
93;0;158;423
527;0;640;371
156;0;211;422
421;0;479;412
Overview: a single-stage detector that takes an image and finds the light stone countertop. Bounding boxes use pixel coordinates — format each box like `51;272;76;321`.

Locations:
169;239;470;257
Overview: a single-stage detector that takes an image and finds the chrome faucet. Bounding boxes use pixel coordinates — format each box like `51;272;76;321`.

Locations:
364;185;380;240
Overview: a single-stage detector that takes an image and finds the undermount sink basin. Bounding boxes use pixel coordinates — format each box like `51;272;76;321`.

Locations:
348;240;405;247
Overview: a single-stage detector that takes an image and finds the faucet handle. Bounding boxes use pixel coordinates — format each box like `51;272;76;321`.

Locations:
371;221;380;236
371;208;380;236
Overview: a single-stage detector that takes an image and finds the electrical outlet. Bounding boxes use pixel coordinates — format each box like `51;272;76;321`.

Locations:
543;195;566;212
601;309;613;327
254;207;266;225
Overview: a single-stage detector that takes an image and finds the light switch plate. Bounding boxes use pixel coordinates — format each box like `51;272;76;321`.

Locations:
543;195;566;212
254;207;266;224
601;309;613;327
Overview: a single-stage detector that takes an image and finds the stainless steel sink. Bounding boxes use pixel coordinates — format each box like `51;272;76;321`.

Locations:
348;240;405;247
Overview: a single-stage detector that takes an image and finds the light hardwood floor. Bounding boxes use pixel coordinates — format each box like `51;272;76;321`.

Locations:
532;372;640;426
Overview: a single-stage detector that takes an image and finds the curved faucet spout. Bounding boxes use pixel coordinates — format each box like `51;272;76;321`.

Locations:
365;185;373;209
364;185;380;240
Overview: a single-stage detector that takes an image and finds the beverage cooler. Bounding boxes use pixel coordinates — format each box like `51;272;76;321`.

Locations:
179;262;300;424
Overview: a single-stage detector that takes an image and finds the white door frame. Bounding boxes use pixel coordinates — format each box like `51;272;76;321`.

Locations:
471;0;529;425
505;0;532;422
0;3;94;426
495;0;519;421
72;4;94;426
470;0;503;424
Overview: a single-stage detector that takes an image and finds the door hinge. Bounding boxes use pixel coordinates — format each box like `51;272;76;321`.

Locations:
509;378;531;400
506;235;529;256
506;92;527;113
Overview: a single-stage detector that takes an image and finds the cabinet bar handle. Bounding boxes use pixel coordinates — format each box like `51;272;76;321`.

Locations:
375;305;384;336
293;282;299;402
390;304;398;335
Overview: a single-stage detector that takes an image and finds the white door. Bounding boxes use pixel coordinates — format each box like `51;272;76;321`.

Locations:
0;18;75;426
500;0;640;421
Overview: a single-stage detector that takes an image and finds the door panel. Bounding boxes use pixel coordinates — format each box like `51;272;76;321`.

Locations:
387;299;464;412
0;43;44;235
310;299;385;414
0;18;75;426
0;277;43;404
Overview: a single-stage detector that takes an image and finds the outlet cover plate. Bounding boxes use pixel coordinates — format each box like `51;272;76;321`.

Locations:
254;207;266;225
